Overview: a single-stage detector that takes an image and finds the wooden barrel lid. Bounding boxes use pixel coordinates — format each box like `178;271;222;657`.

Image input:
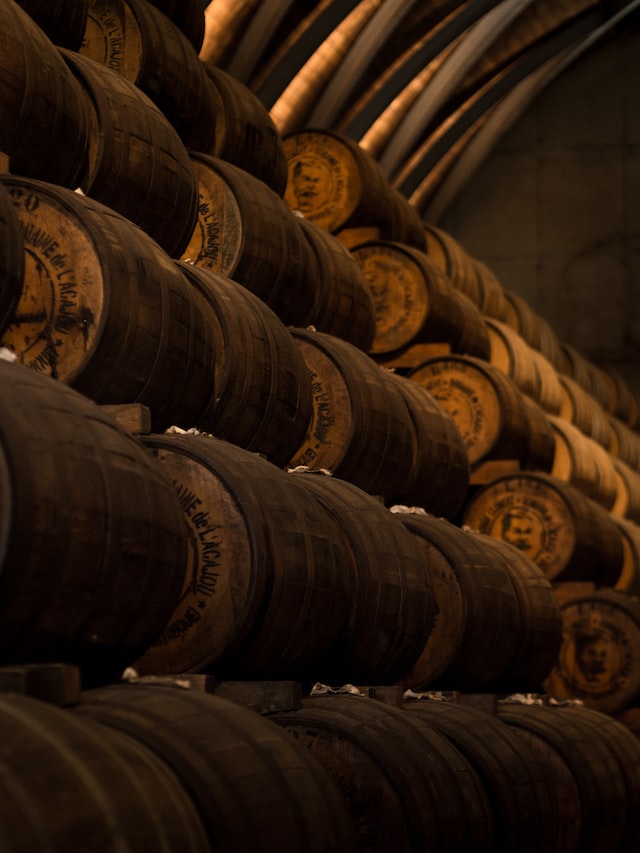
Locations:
543;589;640;715
462;471;624;584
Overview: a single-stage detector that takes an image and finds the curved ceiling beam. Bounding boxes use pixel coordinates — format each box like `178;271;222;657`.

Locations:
377;0;536;177
305;0;422;127
394;3;622;198
225;0;299;83
254;0;364;108
422;0;640;219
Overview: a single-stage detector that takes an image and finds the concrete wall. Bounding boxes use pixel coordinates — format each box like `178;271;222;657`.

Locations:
438;12;640;390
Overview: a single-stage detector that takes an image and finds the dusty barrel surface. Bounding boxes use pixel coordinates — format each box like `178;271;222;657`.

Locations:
387;373;470;518
0;693;210;852
462;471;624;585
273;694;495;852
405;700;559;853
0;360;189;684
499;702;640;853
298;217;377;352
134;433;353;680
177;262;313;467
60;49;199;258
0;0;90;186
80;0;217;151
288;327;416;502
395;512;523;691
0;176;217;430
289;471;436;684
544;588;640;715
75;685;356;853
182;153;320;326
205;64;289;195
14;0;89;48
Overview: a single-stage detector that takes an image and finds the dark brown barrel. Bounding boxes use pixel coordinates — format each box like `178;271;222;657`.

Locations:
135;433;352;680
544;588;640;715
0;176;217;431
387;373;470;518
396;512;523;691
405;700;559;853
462;471;624;585
0;0;90;186
60;49;199;258
288;327;416;502
273;694;494;852
146;0;205;51
0;360;189;684
75;685;356;853
0;694;210;851
176;262;313;468
470;533;563;691
289;471;436;683
283;128;426;250
80;0;217;152
498;702;630;853
182;153;320;327
205;64;288;196
0;181;24;335
14;0;89;49
408;355;555;476
297;217;377;352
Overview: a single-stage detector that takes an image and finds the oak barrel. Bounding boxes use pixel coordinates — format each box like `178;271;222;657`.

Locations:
60;49;199;258
146;0;205;51
0;176;217;430
135;433;352;680
0;694;209;851
462;471;624;585
14;0;89;49
422;223;481;304
0;360;189;684
177;262;313;467
76;684;356;852
0;181;24;335
273;694;494;852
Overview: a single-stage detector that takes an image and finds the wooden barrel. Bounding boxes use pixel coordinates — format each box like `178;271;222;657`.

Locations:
283;128;426;250
146;0;205;51
485;317;564;415
0;694;210;851
498;702;635;853
287;328;416;502
205;64;288;196
408;355;556;477
557;373;613;448
0;176;217;431
297;217;376;352
387;373;470;518
289;471;436;684
14;0;89;49
176;262;313;467
471;533;563;691
75;685;356;852
0;181;24;336
395;512;523;691
502;290;565;370
60;49;199;259
134;433;353;680
559;342;619;415
544;588;640;715
0;0;90;186
607;414;640;469
422;224;481;305
182;153;320;327
462;471;624;585
613;517;640;596
80;0;217;152
472;259;510;321
273;694;495;852
405;701;559;853
350;239;485;357
549;415;619;511
0;360;189;684
602;366;640;427
612;460;640;524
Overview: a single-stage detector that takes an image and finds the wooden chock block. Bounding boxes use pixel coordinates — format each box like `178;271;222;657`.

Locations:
0;663;81;706
214;680;302;714
101;403;152;434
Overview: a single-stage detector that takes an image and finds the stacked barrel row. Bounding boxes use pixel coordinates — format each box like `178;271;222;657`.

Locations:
1;682;640;853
